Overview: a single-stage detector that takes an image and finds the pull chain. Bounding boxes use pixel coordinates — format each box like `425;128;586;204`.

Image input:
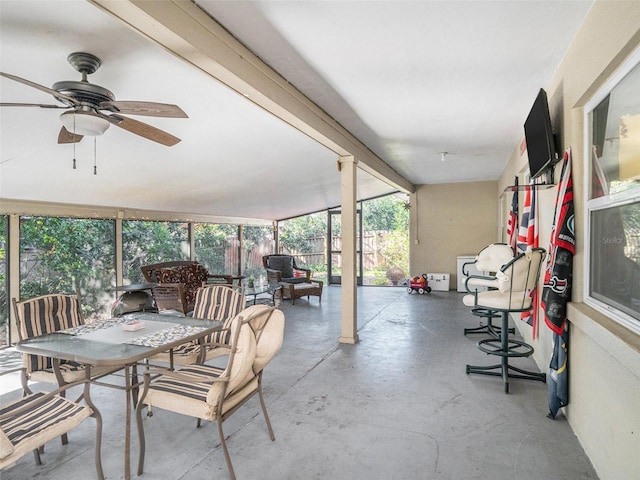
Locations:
72;114;77;169
93;136;97;175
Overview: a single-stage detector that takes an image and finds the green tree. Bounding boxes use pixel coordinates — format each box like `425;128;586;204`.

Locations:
279;212;326;253
194;223;238;274
19;217;115;317
364;195;409;231
122;220;189;283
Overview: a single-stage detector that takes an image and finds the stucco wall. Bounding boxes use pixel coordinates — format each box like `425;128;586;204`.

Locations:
410;181;498;289
497;2;640;479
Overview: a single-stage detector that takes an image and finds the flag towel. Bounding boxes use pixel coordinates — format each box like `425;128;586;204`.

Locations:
543;148;575;419
542;149;575;335
547;328;569;419
507;176;519;254
517;182;539;335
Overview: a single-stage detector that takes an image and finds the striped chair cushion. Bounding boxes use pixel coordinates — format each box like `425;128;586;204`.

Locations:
142;318;257;420
149;288;245;365
142;365;221;420
15;294;84;375
192;286;245;322
29;361;87;384
0;392;91;466
191;286;245;343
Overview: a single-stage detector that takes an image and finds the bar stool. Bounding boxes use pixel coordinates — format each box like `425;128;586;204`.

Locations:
462;243;515;338
464;248;547;393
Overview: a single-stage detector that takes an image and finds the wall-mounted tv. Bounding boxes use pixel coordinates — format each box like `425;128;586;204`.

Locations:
524;88;558;179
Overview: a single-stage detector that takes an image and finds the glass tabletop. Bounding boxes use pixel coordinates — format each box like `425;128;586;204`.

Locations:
244;283;282;296
15;312;223;367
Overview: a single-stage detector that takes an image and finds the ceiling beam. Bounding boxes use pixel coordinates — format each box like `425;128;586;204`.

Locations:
89;0;414;194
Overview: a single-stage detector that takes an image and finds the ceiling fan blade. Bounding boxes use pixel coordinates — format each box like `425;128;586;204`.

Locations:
1;102;68;109
100;101;188;118
0;72;79;105
58;126;83;144
106;114;181;146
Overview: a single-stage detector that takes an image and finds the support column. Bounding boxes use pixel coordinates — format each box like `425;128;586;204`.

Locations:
115;217;123;286
338;155;359;344
8;214;20;344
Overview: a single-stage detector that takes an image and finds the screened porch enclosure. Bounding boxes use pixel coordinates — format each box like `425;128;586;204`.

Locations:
0;193;409;345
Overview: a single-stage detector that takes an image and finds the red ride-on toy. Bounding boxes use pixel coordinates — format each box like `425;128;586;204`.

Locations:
407;274;432;294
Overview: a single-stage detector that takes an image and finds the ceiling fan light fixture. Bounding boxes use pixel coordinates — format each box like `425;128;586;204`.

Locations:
59;110;110;136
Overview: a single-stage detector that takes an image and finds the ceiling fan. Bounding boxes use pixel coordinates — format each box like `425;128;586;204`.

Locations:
0;52;187;146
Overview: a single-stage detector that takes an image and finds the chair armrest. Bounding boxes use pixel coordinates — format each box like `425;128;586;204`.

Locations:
461;260;477;277
265;268;282;283
465;274;498;292
201;341;232;351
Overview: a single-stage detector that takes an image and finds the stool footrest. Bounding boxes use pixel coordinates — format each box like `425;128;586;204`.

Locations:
476;338;534;358
470;307;501;319
464;323;515;338
466;308;515;338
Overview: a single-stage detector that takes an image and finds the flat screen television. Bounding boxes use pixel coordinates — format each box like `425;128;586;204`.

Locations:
524;88;558;179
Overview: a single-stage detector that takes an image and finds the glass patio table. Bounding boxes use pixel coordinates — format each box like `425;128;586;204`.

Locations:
15;312;223;480
244;283;282;305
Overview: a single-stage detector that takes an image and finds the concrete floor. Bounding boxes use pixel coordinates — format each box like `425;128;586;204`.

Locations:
1;287;598;480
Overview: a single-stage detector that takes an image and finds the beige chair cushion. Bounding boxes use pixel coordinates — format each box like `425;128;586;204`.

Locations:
242;305;285;374
475;244;514;272
15;294;84;375
0;429;13;460
141;315;257;420
463;290;531;311
0;392;92;469
496;249;545;293
206;316;257;406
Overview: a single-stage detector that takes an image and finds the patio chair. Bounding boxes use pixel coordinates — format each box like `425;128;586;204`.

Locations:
12;293;120;446
262;254;311;283
464;248;547;393
0;367;104;479
262;254;323;304
136;305;285;480
150;283;189;316
151;285;246;366
12;293;119;391
141;261;234;314
462;243;515;337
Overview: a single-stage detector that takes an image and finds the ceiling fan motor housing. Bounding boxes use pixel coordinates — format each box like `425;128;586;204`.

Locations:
52;81;115;107
52;52;117;110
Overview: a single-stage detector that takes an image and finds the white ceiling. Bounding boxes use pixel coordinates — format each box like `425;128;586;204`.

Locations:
0;0;594;221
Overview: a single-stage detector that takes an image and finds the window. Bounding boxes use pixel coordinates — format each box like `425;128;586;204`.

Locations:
585;49;640;333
